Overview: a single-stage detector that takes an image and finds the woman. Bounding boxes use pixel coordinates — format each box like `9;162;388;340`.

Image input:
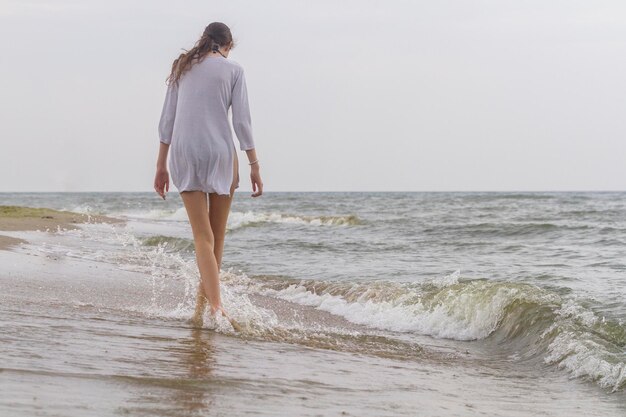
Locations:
154;22;263;329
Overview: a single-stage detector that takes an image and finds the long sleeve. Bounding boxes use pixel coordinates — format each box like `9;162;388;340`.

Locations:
158;81;179;145
231;68;255;151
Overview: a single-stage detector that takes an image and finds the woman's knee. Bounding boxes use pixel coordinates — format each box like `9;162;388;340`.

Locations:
192;226;215;248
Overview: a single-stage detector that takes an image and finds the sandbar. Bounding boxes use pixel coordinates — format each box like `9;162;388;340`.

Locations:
0;205;123;250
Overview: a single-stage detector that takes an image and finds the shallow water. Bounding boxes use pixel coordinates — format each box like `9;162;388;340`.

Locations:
0;191;625;416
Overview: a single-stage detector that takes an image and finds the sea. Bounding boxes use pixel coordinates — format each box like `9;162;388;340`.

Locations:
0;191;624;416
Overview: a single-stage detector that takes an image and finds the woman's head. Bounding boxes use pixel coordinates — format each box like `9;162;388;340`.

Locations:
166;22;236;85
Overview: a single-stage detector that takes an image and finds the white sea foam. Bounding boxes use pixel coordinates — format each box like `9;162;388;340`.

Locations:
262;274;555;340
424;269;461;288
72;206;360;230
258;273;625;391
113;207;189;221
542;300;626;392
228;211;360;229
100;209;360;229
67;204;93;214
544;330;626;392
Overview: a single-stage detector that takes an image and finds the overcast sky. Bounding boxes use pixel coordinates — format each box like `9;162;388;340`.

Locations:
1;0;625;192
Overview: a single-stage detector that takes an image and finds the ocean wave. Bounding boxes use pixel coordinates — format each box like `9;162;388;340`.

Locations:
116;207;190;221
228;211;362;230
139;235;194;252
239;272;626;392
69;205;362;229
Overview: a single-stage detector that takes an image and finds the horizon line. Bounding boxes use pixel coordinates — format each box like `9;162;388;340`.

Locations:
1;190;625;194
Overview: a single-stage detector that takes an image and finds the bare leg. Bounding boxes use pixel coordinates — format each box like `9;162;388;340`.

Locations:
210;152;238;269
185;152;240;328
181;191;222;325
207;152;239;318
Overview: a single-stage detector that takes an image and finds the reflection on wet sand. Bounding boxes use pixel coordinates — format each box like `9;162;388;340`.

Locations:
118;329;218;416
175;329;218;414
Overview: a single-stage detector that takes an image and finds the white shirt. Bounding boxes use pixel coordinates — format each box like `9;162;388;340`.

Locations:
158;55;255;195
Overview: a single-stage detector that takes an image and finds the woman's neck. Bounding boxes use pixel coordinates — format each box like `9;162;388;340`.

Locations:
208;49;229;58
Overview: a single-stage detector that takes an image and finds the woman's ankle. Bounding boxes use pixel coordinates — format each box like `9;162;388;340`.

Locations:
209;303;226;317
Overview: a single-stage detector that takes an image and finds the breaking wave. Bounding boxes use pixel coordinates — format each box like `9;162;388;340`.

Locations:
68;205;362;229
233;271;626;392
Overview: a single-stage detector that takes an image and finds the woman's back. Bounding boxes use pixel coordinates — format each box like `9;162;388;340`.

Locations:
158;54;255;196
175;56;234;142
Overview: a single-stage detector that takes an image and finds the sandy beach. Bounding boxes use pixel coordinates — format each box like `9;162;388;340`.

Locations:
0;205;122;250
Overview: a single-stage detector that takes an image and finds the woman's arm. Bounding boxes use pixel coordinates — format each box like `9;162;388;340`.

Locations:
245;148;263;197
232;67;263;197
155;81;178;200
154;142;170;199
231;67;255;151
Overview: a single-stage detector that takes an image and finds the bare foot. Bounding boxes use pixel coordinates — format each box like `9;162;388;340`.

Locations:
210;305;243;332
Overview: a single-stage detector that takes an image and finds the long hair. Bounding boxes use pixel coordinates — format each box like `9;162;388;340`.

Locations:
166;22;236;86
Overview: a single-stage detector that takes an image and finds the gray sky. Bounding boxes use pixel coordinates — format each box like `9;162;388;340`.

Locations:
1;0;625;192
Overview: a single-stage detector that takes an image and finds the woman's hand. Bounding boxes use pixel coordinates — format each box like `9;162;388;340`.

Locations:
154;167;170;200
250;163;263;197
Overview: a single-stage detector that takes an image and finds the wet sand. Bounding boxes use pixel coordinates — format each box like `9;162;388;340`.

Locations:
0;235;27;251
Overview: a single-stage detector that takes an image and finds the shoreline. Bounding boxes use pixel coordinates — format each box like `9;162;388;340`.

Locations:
0;193;624;416
0;205;123;250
